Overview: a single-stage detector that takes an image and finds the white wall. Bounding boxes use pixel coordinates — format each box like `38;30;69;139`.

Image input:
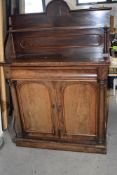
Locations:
45;0;117;28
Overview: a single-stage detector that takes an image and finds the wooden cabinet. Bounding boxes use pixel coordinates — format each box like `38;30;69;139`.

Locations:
3;0;111;153
4;64;108;153
11;73;98;141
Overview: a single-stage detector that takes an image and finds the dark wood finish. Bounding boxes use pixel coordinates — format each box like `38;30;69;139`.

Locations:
16;138;106;154
3;0;110;153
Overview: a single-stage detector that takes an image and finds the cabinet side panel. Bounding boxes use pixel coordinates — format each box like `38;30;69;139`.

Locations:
64;83;97;136
17;82;52;134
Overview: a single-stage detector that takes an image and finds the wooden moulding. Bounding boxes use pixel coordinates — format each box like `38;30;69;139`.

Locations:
0;0;8;130
15;138;106;154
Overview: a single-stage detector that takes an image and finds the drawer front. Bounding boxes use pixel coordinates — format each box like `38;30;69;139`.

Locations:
5;67;98;81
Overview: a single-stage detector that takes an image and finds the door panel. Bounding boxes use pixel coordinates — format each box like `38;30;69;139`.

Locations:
16;81;54;135
62;82;98;138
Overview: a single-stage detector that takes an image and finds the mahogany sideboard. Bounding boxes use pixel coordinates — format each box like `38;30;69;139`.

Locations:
3;0;111;153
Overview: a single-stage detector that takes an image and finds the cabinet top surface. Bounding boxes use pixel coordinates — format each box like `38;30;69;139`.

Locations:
4;54;110;67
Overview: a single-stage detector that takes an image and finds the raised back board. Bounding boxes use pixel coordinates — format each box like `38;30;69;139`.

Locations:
9;0;110;59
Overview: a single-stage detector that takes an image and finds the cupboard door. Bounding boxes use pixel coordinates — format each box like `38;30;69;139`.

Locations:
59;81;98;143
14;81;57;138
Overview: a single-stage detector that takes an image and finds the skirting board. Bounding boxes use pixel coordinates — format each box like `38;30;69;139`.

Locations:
15;138;107;154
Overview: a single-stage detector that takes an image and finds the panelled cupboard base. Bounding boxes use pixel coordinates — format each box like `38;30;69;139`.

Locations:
15;138;106;154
